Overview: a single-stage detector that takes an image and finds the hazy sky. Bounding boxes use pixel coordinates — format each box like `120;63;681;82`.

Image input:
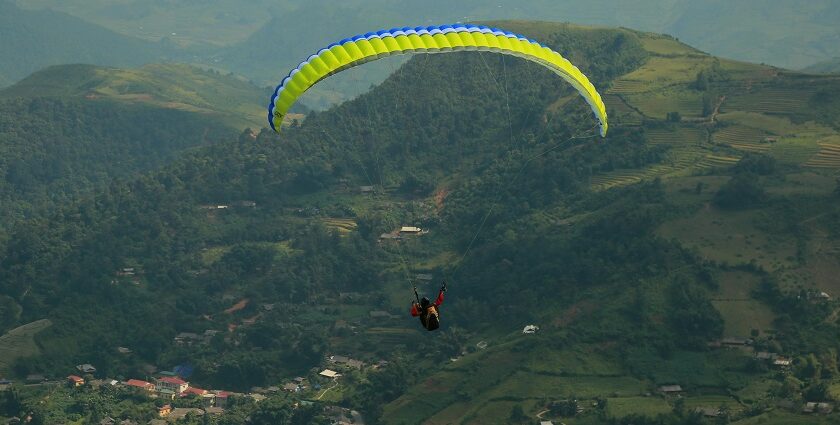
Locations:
14;0;840;69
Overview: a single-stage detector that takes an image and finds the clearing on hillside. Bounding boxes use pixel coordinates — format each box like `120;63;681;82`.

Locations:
0;319;52;374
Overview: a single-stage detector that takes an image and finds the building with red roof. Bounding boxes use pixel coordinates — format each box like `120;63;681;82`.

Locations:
180;386;207;397
156;376;188;394
157;404;172;417
67;375;84;387
125;379;154;392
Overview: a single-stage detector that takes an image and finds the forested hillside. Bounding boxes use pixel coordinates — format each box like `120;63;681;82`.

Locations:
2;21;840;425
0;63;266;233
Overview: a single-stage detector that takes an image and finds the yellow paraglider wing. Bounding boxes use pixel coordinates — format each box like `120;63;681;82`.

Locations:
268;24;608;137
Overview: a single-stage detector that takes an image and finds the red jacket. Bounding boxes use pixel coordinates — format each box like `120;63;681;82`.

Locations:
410;290;444;317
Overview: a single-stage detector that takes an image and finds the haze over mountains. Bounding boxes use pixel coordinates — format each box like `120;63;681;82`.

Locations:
5;0;840;94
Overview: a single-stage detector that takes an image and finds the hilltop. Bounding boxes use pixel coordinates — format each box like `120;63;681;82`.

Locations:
1;20;840;425
0;1;175;87
1;63;267;129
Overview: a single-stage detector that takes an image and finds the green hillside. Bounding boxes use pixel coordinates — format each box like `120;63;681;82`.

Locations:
2;21;840;425
0;63;267;234
1;63;267;129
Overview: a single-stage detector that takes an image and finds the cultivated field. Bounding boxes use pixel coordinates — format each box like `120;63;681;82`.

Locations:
0;319;52;374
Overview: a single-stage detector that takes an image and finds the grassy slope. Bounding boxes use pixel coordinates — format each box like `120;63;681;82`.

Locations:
0;63;266;129
0;319;51;374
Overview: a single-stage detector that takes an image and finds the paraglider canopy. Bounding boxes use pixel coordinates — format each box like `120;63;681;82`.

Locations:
268;24;608;136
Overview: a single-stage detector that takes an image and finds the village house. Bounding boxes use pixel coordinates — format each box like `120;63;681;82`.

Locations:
67;375;84;387
116;347;132;354
378;232;401;241
755;351;777;360
99;416;115;425
158;389;177;400
156;376;189;394
523;325;539;334
204;407;224;416
157;404;172;418
720;337;753;347
399;226;422;234
25;374;45;383
169;408;204;421
415;273;433;281
76;364;97;374
369;310;394;319
116;268;135;277
125;379;155;392
174;332;204;345
319;369;341;379
658;385;683;394
180;386;208;397
284;383;299;392
200;393;216;408
803;402;834;414
214;392;230;408
359;185;375;194
540;421;555;425
773;357;792;368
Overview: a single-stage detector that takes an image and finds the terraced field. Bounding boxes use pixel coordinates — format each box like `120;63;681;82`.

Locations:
321;218;357;235
770;141;822;165
722;87;814;115
624;91;703;119
804;142;840;168
603;94;643;126
646;126;707;146
712;125;769;152
607;79;650;95
590;148;717;191
695;154;741;168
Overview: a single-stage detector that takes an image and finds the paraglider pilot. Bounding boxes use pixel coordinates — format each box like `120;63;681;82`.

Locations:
411;281;446;331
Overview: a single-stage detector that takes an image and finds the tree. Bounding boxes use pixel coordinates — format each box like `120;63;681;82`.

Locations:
713;174;766;209
249;397;293;425
509;404;528;423
667;111;682;122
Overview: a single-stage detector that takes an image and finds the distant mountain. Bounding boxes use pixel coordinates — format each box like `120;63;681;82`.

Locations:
803;57;840;74
211;0;840;107
8;0;839;110
0;1;175;87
